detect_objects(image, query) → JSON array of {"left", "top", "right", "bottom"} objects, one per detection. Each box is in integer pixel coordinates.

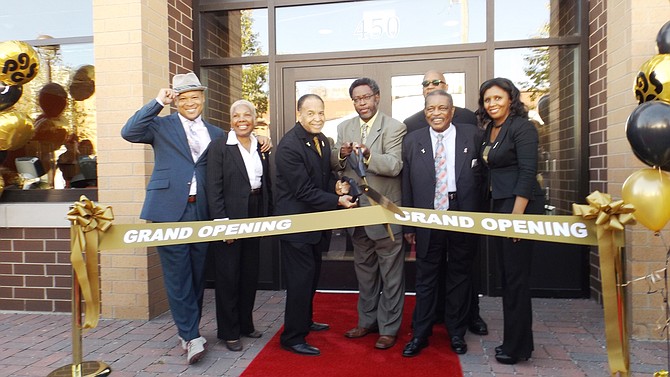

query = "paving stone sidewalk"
[{"left": 0, "top": 290, "right": 667, "bottom": 376}]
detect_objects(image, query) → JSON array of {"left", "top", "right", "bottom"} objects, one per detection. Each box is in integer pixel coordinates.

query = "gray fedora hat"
[{"left": 172, "top": 72, "right": 207, "bottom": 94}]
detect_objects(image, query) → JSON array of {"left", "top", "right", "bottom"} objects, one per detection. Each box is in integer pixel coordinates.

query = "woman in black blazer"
[
  {"left": 476, "top": 78, "right": 544, "bottom": 365},
  {"left": 206, "top": 100, "right": 272, "bottom": 352}
]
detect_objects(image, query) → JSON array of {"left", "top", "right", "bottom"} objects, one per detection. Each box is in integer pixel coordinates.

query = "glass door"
[{"left": 278, "top": 57, "right": 482, "bottom": 290}]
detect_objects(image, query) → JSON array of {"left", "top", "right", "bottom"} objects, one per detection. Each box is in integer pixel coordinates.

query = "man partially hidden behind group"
[
  {"left": 332, "top": 77, "right": 407, "bottom": 350},
  {"left": 403, "top": 70, "right": 489, "bottom": 338},
  {"left": 401, "top": 90, "right": 483, "bottom": 357},
  {"left": 275, "top": 94, "right": 357, "bottom": 356},
  {"left": 121, "top": 72, "right": 271, "bottom": 365}
]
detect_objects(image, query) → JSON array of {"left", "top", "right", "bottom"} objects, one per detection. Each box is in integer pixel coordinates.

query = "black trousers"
[
  {"left": 413, "top": 197, "right": 478, "bottom": 339},
  {"left": 212, "top": 193, "right": 262, "bottom": 340},
  {"left": 279, "top": 234, "right": 327, "bottom": 346},
  {"left": 492, "top": 196, "right": 543, "bottom": 359}
]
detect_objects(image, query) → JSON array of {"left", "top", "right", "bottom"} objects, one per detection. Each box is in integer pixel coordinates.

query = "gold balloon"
[
  {"left": 621, "top": 168, "right": 670, "bottom": 232},
  {"left": 0, "top": 175, "right": 3, "bottom": 198},
  {"left": 0, "top": 110, "right": 34, "bottom": 151},
  {"left": 0, "top": 41, "right": 40, "bottom": 86}
]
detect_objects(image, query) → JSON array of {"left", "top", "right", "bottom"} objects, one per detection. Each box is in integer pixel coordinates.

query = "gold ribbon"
[
  {"left": 573, "top": 191, "right": 635, "bottom": 376},
  {"left": 67, "top": 195, "right": 114, "bottom": 329}
]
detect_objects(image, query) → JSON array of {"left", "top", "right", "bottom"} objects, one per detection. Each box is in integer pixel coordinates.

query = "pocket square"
[{"left": 471, "top": 159, "right": 479, "bottom": 168}]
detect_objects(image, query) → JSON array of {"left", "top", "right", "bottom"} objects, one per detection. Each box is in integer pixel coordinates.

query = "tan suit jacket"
[{"left": 330, "top": 111, "right": 406, "bottom": 240}]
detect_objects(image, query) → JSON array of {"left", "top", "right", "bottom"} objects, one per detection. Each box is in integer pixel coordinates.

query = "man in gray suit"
[{"left": 331, "top": 77, "right": 407, "bottom": 350}]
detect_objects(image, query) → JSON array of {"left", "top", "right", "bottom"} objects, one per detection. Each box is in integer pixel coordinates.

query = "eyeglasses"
[
  {"left": 352, "top": 93, "right": 375, "bottom": 104},
  {"left": 421, "top": 79, "right": 446, "bottom": 88}
]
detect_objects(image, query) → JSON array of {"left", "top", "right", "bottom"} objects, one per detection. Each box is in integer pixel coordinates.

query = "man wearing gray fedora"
[{"left": 121, "top": 72, "right": 270, "bottom": 364}]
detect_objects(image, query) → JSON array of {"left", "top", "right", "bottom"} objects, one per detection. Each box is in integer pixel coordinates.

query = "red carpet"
[{"left": 242, "top": 292, "right": 463, "bottom": 377}]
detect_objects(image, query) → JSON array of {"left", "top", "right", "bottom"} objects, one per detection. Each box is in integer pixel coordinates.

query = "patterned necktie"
[
  {"left": 313, "top": 135, "right": 322, "bottom": 156},
  {"left": 361, "top": 123, "right": 369, "bottom": 144},
  {"left": 186, "top": 121, "right": 201, "bottom": 161},
  {"left": 434, "top": 133, "right": 449, "bottom": 210}
]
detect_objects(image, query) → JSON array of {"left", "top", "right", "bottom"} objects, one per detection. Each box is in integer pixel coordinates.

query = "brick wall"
[
  {"left": 0, "top": 228, "right": 71, "bottom": 312},
  {"left": 587, "top": 0, "right": 607, "bottom": 304}
]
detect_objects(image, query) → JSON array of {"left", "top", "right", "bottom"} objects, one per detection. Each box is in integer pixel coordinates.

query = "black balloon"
[
  {"left": 537, "top": 94, "right": 550, "bottom": 124},
  {"left": 657, "top": 21, "right": 670, "bottom": 54},
  {"left": 0, "top": 83, "right": 22, "bottom": 112},
  {"left": 626, "top": 100, "right": 670, "bottom": 167}
]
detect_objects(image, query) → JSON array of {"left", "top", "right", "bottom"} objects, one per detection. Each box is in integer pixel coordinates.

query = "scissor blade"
[{"left": 360, "top": 184, "right": 404, "bottom": 217}]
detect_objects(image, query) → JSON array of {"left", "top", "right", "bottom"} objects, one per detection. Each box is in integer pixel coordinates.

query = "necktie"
[
  {"left": 434, "top": 134, "right": 449, "bottom": 210},
  {"left": 186, "top": 121, "right": 201, "bottom": 161},
  {"left": 313, "top": 135, "right": 322, "bottom": 156},
  {"left": 361, "top": 123, "right": 369, "bottom": 144}
]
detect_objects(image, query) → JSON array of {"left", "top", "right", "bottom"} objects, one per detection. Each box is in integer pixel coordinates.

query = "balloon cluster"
[
  {"left": 0, "top": 39, "right": 96, "bottom": 195},
  {"left": 624, "top": 22, "right": 670, "bottom": 232}
]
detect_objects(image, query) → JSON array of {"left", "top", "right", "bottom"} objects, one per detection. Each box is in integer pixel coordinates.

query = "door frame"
[{"left": 271, "top": 53, "right": 485, "bottom": 291}]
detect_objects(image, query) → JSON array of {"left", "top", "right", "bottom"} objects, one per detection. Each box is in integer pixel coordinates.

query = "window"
[{"left": 0, "top": 1, "right": 94, "bottom": 201}]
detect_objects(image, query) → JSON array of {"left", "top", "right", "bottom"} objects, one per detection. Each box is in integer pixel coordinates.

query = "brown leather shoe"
[
  {"left": 344, "top": 326, "right": 378, "bottom": 338},
  {"left": 374, "top": 335, "right": 397, "bottom": 350}
]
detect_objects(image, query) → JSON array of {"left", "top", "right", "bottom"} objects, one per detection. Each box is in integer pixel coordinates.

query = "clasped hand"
[{"left": 340, "top": 142, "right": 370, "bottom": 160}]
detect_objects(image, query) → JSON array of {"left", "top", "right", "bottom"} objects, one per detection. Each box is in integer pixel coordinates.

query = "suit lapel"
[
  {"left": 228, "top": 143, "right": 251, "bottom": 186},
  {"left": 417, "top": 129, "right": 436, "bottom": 183},
  {"left": 454, "top": 126, "right": 467, "bottom": 183},
  {"left": 169, "top": 114, "right": 193, "bottom": 161},
  {"left": 365, "top": 114, "right": 382, "bottom": 146}
]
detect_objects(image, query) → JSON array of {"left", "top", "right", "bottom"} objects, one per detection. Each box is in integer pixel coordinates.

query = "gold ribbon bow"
[
  {"left": 67, "top": 195, "right": 114, "bottom": 329},
  {"left": 573, "top": 191, "right": 635, "bottom": 376}
]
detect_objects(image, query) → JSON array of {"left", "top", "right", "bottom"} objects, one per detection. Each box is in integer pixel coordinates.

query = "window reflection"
[
  {"left": 494, "top": 0, "right": 579, "bottom": 41},
  {"left": 1, "top": 42, "right": 96, "bottom": 191},
  {"left": 276, "top": 0, "right": 485, "bottom": 55},
  {"left": 200, "top": 9, "right": 269, "bottom": 59},
  {"left": 495, "top": 46, "right": 581, "bottom": 214}
]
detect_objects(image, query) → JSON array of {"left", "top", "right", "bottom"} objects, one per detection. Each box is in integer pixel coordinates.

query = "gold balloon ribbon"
[
  {"left": 573, "top": 191, "right": 635, "bottom": 376},
  {"left": 67, "top": 195, "right": 114, "bottom": 329}
]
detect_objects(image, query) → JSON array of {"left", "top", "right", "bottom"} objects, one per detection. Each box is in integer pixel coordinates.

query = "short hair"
[
  {"left": 297, "top": 94, "right": 324, "bottom": 111},
  {"left": 424, "top": 90, "right": 453, "bottom": 108},
  {"left": 230, "top": 99, "right": 256, "bottom": 119},
  {"left": 476, "top": 77, "right": 528, "bottom": 124},
  {"left": 349, "top": 77, "right": 380, "bottom": 98}
]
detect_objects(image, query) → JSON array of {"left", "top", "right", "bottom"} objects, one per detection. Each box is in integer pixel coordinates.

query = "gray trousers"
[{"left": 352, "top": 226, "right": 405, "bottom": 336}]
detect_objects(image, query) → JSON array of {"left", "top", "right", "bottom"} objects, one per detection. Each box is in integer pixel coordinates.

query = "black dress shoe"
[
  {"left": 243, "top": 330, "right": 262, "bottom": 338},
  {"left": 450, "top": 336, "right": 467, "bottom": 355},
  {"left": 468, "top": 316, "right": 488, "bottom": 335},
  {"left": 281, "top": 343, "right": 321, "bottom": 356},
  {"left": 310, "top": 322, "right": 330, "bottom": 331},
  {"left": 495, "top": 352, "right": 528, "bottom": 365},
  {"left": 494, "top": 345, "right": 503, "bottom": 355},
  {"left": 225, "top": 339, "right": 243, "bottom": 352},
  {"left": 402, "top": 337, "right": 428, "bottom": 357}
]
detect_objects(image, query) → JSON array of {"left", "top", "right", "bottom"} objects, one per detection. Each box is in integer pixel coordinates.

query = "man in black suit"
[
  {"left": 274, "top": 94, "right": 357, "bottom": 356},
  {"left": 404, "top": 70, "right": 488, "bottom": 337},
  {"left": 401, "top": 90, "right": 483, "bottom": 357}
]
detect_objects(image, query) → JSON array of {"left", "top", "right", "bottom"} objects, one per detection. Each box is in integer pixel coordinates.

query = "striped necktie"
[{"left": 434, "top": 133, "right": 449, "bottom": 210}]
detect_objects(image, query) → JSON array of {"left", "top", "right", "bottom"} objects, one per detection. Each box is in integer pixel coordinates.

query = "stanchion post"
[{"left": 47, "top": 230, "right": 111, "bottom": 377}]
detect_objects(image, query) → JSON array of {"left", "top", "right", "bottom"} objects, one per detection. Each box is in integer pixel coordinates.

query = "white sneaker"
[
  {"left": 179, "top": 335, "right": 207, "bottom": 351},
  {"left": 186, "top": 336, "right": 207, "bottom": 364}
]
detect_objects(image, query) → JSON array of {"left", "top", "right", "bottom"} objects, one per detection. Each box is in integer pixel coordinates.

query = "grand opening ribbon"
[
  {"left": 67, "top": 195, "right": 114, "bottom": 329},
  {"left": 573, "top": 191, "right": 635, "bottom": 376}
]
